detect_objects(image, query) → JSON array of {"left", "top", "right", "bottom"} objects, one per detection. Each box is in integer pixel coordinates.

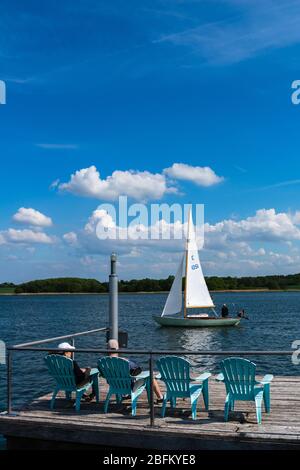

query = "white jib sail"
[
  {"left": 185, "top": 211, "right": 214, "bottom": 309},
  {"left": 161, "top": 255, "right": 184, "bottom": 317}
]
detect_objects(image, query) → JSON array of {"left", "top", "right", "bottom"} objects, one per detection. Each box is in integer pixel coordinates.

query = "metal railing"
[
  {"left": 5, "top": 330, "right": 293, "bottom": 427},
  {"left": 12, "top": 327, "right": 108, "bottom": 348},
  {"left": 6, "top": 327, "right": 108, "bottom": 416}
]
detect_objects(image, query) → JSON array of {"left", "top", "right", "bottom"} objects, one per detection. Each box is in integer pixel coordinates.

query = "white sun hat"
[{"left": 58, "top": 342, "right": 75, "bottom": 350}]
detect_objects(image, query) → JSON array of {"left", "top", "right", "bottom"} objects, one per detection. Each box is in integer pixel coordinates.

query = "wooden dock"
[{"left": 1, "top": 375, "right": 300, "bottom": 450}]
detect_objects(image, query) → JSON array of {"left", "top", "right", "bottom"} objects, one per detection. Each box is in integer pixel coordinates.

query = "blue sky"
[{"left": 1, "top": 0, "right": 300, "bottom": 282}]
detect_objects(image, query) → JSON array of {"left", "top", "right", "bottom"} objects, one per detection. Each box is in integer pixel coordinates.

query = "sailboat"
[{"left": 153, "top": 210, "right": 241, "bottom": 327}]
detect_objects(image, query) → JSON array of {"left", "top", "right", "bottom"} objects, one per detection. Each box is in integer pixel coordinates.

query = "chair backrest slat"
[
  {"left": 157, "top": 356, "right": 191, "bottom": 396},
  {"left": 98, "top": 357, "right": 132, "bottom": 394},
  {"left": 44, "top": 354, "right": 77, "bottom": 389},
  {"left": 220, "top": 357, "right": 256, "bottom": 399}
]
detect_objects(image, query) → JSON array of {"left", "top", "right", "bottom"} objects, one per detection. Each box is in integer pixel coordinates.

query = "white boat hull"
[{"left": 153, "top": 315, "right": 241, "bottom": 327}]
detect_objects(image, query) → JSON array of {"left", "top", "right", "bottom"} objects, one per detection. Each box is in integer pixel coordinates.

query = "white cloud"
[
  {"left": 84, "top": 209, "right": 117, "bottom": 234},
  {"left": 80, "top": 255, "right": 96, "bottom": 267},
  {"left": 13, "top": 207, "right": 53, "bottom": 227},
  {"left": 17, "top": 205, "right": 300, "bottom": 279},
  {"left": 63, "top": 232, "right": 78, "bottom": 246},
  {"left": 50, "top": 179, "right": 60, "bottom": 190},
  {"left": 58, "top": 165, "right": 177, "bottom": 201},
  {"left": 68, "top": 207, "right": 300, "bottom": 263},
  {"left": 164, "top": 163, "right": 224, "bottom": 187},
  {"left": 36, "top": 143, "right": 78, "bottom": 149},
  {"left": 2, "top": 229, "right": 54, "bottom": 244},
  {"left": 291, "top": 211, "right": 300, "bottom": 225},
  {"left": 57, "top": 163, "right": 224, "bottom": 201},
  {"left": 155, "top": 1, "right": 300, "bottom": 65},
  {"left": 205, "top": 209, "right": 300, "bottom": 247}
]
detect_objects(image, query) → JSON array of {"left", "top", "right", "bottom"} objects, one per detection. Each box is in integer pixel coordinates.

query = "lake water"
[{"left": 0, "top": 291, "right": 300, "bottom": 448}]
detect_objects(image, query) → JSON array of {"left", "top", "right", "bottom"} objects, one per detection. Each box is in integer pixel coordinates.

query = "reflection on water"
[
  {"left": 179, "top": 326, "right": 214, "bottom": 350},
  {"left": 177, "top": 327, "right": 216, "bottom": 371}
]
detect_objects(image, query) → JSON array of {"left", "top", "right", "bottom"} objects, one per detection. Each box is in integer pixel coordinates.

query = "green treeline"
[
  {"left": 3, "top": 273, "right": 300, "bottom": 294},
  {"left": 13, "top": 278, "right": 106, "bottom": 294}
]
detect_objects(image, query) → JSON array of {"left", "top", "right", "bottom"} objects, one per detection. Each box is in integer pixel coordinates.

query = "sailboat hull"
[{"left": 153, "top": 315, "right": 241, "bottom": 327}]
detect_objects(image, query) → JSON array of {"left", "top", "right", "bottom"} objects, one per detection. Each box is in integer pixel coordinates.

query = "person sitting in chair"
[
  {"left": 107, "top": 339, "right": 164, "bottom": 403},
  {"left": 57, "top": 342, "right": 96, "bottom": 402}
]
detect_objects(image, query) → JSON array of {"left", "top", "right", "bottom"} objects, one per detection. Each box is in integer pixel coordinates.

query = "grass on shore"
[{"left": 0, "top": 287, "right": 16, "bottom": 294}]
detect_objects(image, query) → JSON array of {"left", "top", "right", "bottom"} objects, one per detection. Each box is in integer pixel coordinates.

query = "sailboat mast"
[
  {"left": 183, "top": 209, "right": 190, "bottom": 319},
  {"left": 184, "top": 249, "right": 188, "bottom": 318}
]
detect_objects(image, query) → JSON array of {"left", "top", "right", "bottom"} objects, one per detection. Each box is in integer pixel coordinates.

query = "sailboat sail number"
[{"left": 190, "top": 254, "right": 199, "bottom": 270}]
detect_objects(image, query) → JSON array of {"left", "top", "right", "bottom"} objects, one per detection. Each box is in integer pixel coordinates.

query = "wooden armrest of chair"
[
  {"left": 133, "top": 370, "right": 150, "bottom": 380},
  {"left": 191, "top": 372, "right": 211, "bottom": 382},
  {"left": 257, "top": 374, "right": 273, "bottom": 385}
]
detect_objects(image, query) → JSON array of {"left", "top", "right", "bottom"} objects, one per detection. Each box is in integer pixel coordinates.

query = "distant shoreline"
[{"left": 1, "top": 289, "right": 300, "bottom": 296}]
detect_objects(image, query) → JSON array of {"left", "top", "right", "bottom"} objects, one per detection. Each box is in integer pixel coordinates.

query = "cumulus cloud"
[
  {"left": 58, "top": 166, "right": 177, "bottom": 201},
  {"left": 2, "top": 229, "right": 54, "bottom": 244},
  {"left": 67, "top": 207, "right": 300, "bottom": 256},
  {"left": 205, "top": 208, "right": 300, "bottom": 247},
  {"left": 84, "top": 209, "right": 117, "bottom": 235},
  {"left": 63, "top": 231, "right": 78, "bottom": 246},
  {"left": 56, "top": 163, "right": 225, "bottom": 201},
  {"left": 164, "top": 163, "right": 224, "bottom": 187},
  {"left": 291, "top": 211, "right": 300, "bottom": 225},
  {"left": 83, "top": 208, "right": 193, "bottom": 246},
  {"left": 58, "top": 206, "right": 300, "bottom": 278},
  {"left": 80, "top": 255, "right": 96, "bottom": 267},
  {"left": 13, "top": 207, "right": 53, "bottom": 227}
]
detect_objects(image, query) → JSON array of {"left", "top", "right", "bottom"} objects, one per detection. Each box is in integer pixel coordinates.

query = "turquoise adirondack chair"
[
  {"left": 98, "top": 357, "right": 150, "bottom": 416},
  {"left": 216, "top": 357, "right": 273, "bottom": 424},
  {"left": 44, "top": 354, "right": 100, "bottom": 412},
  {"left": 156, "top": 356, "right": 211, "bottom": 420}
]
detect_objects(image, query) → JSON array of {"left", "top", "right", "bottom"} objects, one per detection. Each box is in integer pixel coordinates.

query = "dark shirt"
[
  {"left": 128, "top": 359, "right": 142, "bottom": 376},
  {"left": 73, "top": 360, "right": 86, "bottom": 385},
  {"left": 221, "top": 306, "right": 229, "bottom": 317}
]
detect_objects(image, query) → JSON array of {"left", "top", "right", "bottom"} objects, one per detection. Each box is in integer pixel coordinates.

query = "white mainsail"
[
  {"left": 185, "top": 211, "right": 214, "bottom": 309},
  {"left": 161, "top": 210, "right": 214, "bottom": 317},
  {"left": 161, "top": 255, "right": 184, "bottom": 317}
]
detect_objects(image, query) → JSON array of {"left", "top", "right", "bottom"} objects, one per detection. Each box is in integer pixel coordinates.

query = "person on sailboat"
[
  {"left": 221, "top": 304, "right": 229, "bottom": 318},
  {"left": 237, "top": 309, "right": 249, "bottom": 320},
  {"left": 107, "top": 339, "right": 164, "bottom": 403}
]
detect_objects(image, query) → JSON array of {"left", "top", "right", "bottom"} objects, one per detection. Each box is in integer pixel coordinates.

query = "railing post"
[
  {"left": 7, "top": 349, "right": 12, "bottom": 414},
  {"left": 149, "top": 353, "right": 155, "bottom": 427},
  {"left": 71, "top": 338, "right": 75, "bottom": 360}
]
